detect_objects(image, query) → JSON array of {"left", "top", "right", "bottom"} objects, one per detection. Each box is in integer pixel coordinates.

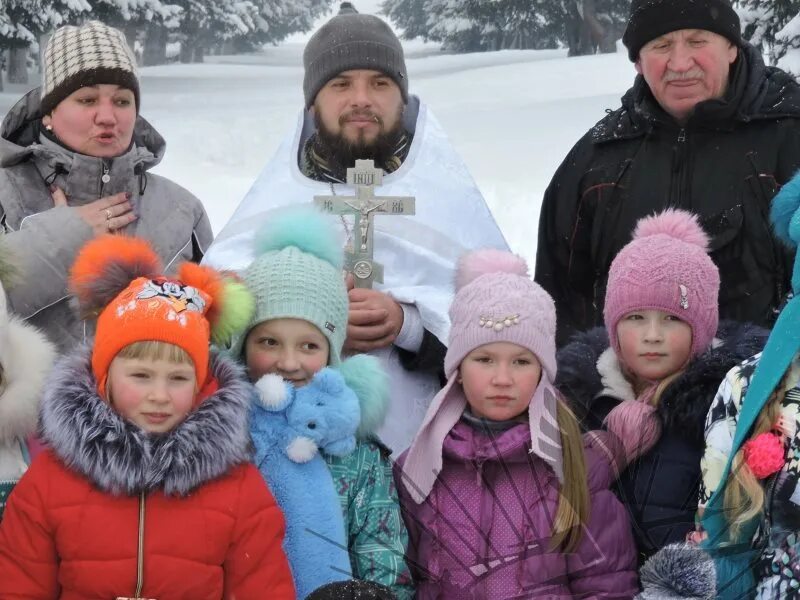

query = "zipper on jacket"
[
  {"left": 671, "top": 129, "right": 688, "bottom": 207},
  {"left": 100, "top": 160, "right": 111, "bottom": 196},
  {"left": 135, "top": 491, "right": 145, "bottom": 597},
  {"left": 475, "top": 458, "right": 485, "bottom": 486},
  {"left": 115, "top": 492, "right": 154, "bottom": 600}
]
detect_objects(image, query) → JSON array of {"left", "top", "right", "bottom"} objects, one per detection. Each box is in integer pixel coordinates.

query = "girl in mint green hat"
[
  {"left": 695, "top": 171, "right": 800, "bottom": 599},
  {"left": 231, "top": 207, "right": 413, "bottom": 599}
]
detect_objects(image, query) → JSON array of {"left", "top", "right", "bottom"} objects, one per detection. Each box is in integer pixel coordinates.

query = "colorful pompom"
[
  {"left": 455, "top": 248, "right": 528, "bottom": 291},
  {"left": 69, "top": 235, "right": 161, "bottom": 316},
  {"left": 633, "top": 208, "right": 710, "bottom": 251},
  {"left": 254, "top": 207, "right": 344, "bottom": 270},
  {"left": 338, "top": 354, "right": 389, "bottom": 439},
  {"left": 743, "top": 431, "right": 786, "bottom": 479},
  {"left": 178, "top": 262, "right": 255, "bottom": 346}
]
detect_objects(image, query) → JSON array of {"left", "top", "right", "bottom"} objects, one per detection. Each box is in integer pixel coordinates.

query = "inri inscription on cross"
[{"left": 314, "top": 159, "right": 415, "bottom": 288}]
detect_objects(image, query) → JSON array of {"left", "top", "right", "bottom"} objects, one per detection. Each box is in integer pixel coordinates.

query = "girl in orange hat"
[{"left": 0, "top": 235, "right": 295, "bottom": 599}]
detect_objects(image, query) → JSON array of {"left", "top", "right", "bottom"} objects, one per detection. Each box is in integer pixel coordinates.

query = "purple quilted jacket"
[{"left": 395, "top": 420, "right": 638, "bottom": 599}]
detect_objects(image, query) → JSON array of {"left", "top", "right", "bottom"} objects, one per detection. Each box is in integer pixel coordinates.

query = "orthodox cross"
[{"left": 314, "top": 159, "right": 415, "bottom": 288}]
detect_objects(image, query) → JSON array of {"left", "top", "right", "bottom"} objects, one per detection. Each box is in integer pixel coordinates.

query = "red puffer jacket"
[{"left": 0, "top": 349, "right": 295, "bottom": 599}]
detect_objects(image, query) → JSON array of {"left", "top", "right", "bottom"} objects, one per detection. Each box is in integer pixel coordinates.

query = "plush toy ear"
[
  {"left": 309, "top": 366, "right": 346, "bottom": 395},
  {"left": 286, "top": 436, "right": 319, "bottom": 463},
  {"left": 255, "top": 374, "right": 293, "bottom": 411},
  {"left": 323, "top": 436, "right": 356, "bottom": 458}
]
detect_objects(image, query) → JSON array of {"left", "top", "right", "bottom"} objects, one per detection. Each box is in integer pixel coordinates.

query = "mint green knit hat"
[{"left": 231, "top": 207, "right": 348, "bottom": 365}]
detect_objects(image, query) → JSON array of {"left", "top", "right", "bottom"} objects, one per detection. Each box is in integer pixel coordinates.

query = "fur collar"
[
  {"left": 0, "top": 318, "right": 55, "bottom": 444},
  {"left": 597, "top": 347, "right": 635, "bottom": 402},
  {"left": 40, "top": 346, "right": 253, "bottom": 496},
  {"left": 557, "top": 322, "right": 770, "bottom": 447}
]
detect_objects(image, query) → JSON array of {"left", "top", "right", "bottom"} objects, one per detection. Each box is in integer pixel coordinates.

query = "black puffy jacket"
[
  {"left": 555, "top": 321, "right": 769, "bottom": 564},
  {"left": 536, "top": 43, "right": 800, "bottom": 346}
]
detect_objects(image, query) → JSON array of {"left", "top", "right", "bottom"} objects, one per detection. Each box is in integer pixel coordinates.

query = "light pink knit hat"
[
  {"left": 604, "top": 209, "right": 720, "bottom": 359},
  {"left": 401, "top": 249, "right": 563, "bottom": 504}
]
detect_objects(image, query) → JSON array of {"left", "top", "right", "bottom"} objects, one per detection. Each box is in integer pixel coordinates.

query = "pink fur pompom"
[
  {"left": 633, "top": 208, "right": 710, "bottom": 251},
  {"left": 455, "top": 249, "right": 529, "bottom": 291},
  {"left": 743, "top": 431, "right": 786, "bottom": 479}
]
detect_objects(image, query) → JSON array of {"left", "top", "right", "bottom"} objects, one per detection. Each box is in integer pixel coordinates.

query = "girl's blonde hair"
[
  {"left": 106, "top": 341, "right": 196, "bottom": 402},
  {"left": 550, "top": 397, "right": 590, "bottom": 553},
  {"left": 650, "top": 370, "right": 684, "bottom": 407},
  {"left": 723, "top": 372, "right": 787, "bottom": 538},
  {"left": 115, "top": 340, "right": 195, "bottom": 366}
]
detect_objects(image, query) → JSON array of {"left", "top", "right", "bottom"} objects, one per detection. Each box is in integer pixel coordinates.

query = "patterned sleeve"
[
  {"left": 699, "top": 358, "right": 754, "bottom": 507},
  {"left": 329, "top": 442, "right": 415, "bottom": 600}
]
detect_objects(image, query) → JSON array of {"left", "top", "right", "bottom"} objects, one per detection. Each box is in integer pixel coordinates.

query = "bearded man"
[{"left": 204, "top": 10, "right": 507, "bottom": 454}]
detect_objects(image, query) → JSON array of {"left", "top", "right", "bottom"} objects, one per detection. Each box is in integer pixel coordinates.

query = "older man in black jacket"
[{"left": 536, "top": 0, "right": 800, "bottom": 346}]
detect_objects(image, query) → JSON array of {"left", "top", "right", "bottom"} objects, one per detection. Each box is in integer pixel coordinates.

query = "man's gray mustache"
[{"left": 663, "top": 70, "right": 704, "bottom": 82}]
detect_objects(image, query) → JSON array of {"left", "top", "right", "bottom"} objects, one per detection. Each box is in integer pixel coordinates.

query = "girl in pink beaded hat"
[
  {"left": 394, "top": 249, "right": 638, "bottom": 599},
  {"left": 556, "top": 208, "right": 768, "bottom": 566}
]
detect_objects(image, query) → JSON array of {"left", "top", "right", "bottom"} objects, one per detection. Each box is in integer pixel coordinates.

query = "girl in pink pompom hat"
[
  {"left": 394, "top": 249, "right": 638, "bottom": 599},
  {"left": 555, "top": 208, "right": 769, "bottom": 567}
]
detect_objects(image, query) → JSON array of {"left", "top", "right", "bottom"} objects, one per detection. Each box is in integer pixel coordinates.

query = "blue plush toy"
[{"left": 250, "top": 365, "right": 361, "bottom": 599}]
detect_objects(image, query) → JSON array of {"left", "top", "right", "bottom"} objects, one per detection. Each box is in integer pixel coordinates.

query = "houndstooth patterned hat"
[{"left": 41, "top": 21, "right": 139, "bottom": 115}]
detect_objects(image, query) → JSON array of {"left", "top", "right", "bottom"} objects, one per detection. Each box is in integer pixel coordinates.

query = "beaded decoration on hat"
[{"left": 402, "top": 249, "right": 564, "bottom": 504}]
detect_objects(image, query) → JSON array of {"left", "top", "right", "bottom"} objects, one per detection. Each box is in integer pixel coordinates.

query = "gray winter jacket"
[{"left": 0, "top": 89, "right": 213, "bottom": 352}]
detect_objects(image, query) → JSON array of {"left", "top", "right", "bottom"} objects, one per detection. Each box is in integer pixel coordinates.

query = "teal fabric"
[
  {"left": 700, "top": 170, "right": 800, "bottom": 599},
  {"left": 701, "top": 300, "right": 800, "bottom": 599},
  {"left": 230, "top": 208, "right": 349, "bottom": 363},
  {"left": 325, "top": 438, "right": 414, "bottom": 600}
]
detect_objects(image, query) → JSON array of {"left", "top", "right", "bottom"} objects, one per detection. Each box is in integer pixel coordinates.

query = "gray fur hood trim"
[
  {"left": 40, "top": 345, "right": 253, "bottom": 496},
  {"left": 0, "top": 87, "right": 165, "bottom": 169},
  {"left": 636, "top": 543, "right": 716, "bottom": 599}
]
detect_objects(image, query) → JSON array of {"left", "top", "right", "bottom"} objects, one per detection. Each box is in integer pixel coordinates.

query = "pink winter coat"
[{"left": 395, "top": 420, "right": 638, "bottom": 599}]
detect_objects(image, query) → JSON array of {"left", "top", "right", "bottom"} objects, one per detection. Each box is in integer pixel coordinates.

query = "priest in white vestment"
[{"left": 204, "top": 11, "right": 508, "bottom": 454}]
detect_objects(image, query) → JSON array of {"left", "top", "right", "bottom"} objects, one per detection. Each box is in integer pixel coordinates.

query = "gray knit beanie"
[
  {"left": 303, "top": 14, "right": 408, "bottom": 108},
  {"left": 41, "top": 21, "right": 140, "bottom": 115}
]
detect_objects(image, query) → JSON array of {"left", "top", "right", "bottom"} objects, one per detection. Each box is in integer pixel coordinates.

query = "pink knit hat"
[
  {"left": 604, "top": 209, "right": 720, "bottom": 359},
  {"left": 401, "top": 249, "right": 563, "bottom": 504}
]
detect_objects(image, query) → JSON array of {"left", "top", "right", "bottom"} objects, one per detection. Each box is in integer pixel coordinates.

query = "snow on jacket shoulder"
[
  {"left": 0, "top": 89, "right": 213, "bottom": 353},
  {"left": 394, "top": 420, "right": 638, "bottom": 599},
  {"left": 0, "top": 348, "right": 294, "bottom": 599},
  {"left": 536, "top": 43, "right": 800, "bottom": 345}
]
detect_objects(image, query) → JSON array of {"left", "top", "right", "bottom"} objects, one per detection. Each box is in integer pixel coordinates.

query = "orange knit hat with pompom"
[{"left": 69, "top": 235, "right": 254, "bottom": 400}]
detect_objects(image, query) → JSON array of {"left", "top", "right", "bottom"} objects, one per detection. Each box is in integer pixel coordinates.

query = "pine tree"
[
  {"left": 735, "top": 0, "right": 800, "bottom": 64},
  {"left": 381, "top": 0, "right": 428, "bottom": 41},
  {"left": 0, "top": 0, "right": 91, "bottom": 83},
  {"left": 246, "top": 0, "right": 331, "bottom": 47},
  {"left": 382, "top": 0, "right": 628, "bottom": 53}
]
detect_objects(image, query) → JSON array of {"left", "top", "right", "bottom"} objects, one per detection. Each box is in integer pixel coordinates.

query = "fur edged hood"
[
  {"left": 556, "top": 321, "right": 769, "bottom": 447},
  {"left": 40, "top": 346, "right": 253, "bottom": 496},
  {"left": 0, "top": 317, "right": 56, "bottom": 444}
]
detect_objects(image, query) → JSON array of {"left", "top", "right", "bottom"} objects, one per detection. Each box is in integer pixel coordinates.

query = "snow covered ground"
[{"left": 0, "top": 16, "right": 637, "bottom": 266}]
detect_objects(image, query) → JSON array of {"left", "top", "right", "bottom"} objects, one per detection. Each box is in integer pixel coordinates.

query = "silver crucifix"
[{"left": 314, "top": 159, "right": 415, "bottom": 288}]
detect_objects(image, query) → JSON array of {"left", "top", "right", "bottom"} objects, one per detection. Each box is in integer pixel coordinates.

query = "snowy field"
[{"left": 0, "top": 8, "right": 638, "bottom": 265}]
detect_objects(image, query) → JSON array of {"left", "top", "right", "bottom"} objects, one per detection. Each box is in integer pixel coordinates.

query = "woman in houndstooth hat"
[{"left": 0, "top": 20, "right": 213, "bottom": 353}]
